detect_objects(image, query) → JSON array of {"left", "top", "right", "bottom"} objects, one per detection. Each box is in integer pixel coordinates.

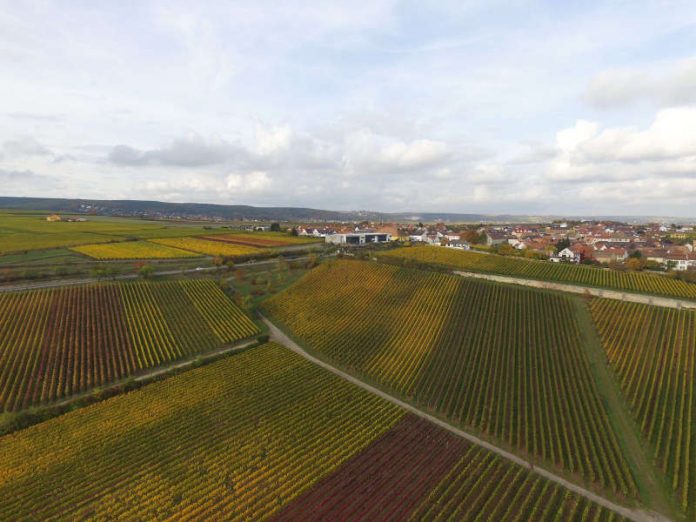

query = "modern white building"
[{"left": 325, "top": 232, "right": 391, "bottom": 245}]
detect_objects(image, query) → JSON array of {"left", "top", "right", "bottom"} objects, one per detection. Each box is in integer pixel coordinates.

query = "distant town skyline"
[{"left": 1, "top": 1, "right": 696, "bottom": 217}]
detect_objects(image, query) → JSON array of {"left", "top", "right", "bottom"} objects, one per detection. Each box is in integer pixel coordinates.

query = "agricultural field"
[
  {"left": 0, "top": 231, "right": 128, "bottom": 254},
  {"left": 591, "top": 299, "right": 695, "bottom": 516},
  {"left": 152, "top": 237, "right": 264, "bottom": 257},
  {"left": 0, "top": 279, "right": 258, "bottom": 411},
  {"left": 274, "top": 415, "right": 626, "bottom": 522},
  {"left": 0, "top": 211, "right": 234, "bottom": 254},
  {"left": 71, "top": 240, "right": 200, "bottom": 259},
  {"left": 379, "top": 246, "right": 696, "bottom": 300},
  {"left": 0, "top": 343, "right": 625, "bottom": 521},
  {"left": 200, "top": 232, "right": 322, "bottom": 248},
  {"left": 264, "top": 260, "right": 637, "bottom": 497}
]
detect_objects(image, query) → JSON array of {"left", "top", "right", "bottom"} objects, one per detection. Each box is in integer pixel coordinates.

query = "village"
[{"left": 295, "top": 221, "right": 696, "bottom": 272}]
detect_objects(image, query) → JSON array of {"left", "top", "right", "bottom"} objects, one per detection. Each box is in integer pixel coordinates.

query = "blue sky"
[{"left": 1, "top": 0, "right": 696, "bottom": 216}]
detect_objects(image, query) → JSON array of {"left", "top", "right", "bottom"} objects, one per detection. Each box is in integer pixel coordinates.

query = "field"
[
  {"left": 379, "top": 246, "right": 696, "bottom": 300},
  {"left": 200, "top": 232, "right": 321, "bottom": 248},
  {"left": 264, "top": 260, "right": 637, "bottom": 496},
  {"left": 71, "top": 240, "right": 200, "bottom": 259},
  {"left": 0, "top": 279, "right": 258, "bottom": 411},
  {"left": 151, "top": 237, "right": 264, "bottom": 257},
  {"left": 0, "top": 211, "right": 234, "bottom": 253},
  {"left": 0, "top": 343, "right": 624, "bottom": 521},
  {"left": 0, "top": 231, "right": 128, "bottom": 254},
  {"left": 590, "top": 299, "right": 695, "bottom": 515}
]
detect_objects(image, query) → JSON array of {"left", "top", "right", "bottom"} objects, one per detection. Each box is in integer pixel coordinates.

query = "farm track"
[
  {"left": 453, "top": 271, "right": 696, "bottom": 310},
  {"left": 0, "top": 255, "right": 318, "bottom": 293},
  {"left": 261, "top": 314, "right": 672, "bottom": 522}
]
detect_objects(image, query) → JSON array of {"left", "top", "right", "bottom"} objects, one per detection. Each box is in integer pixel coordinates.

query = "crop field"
[
  {"left": 151, "top": 237, "right": 264, "bottom": 257},
  {"left": 264, "top": 260, "right": 636, "bottom": 496},
  {"left": 0, "top": 279, "right": 258, "bottom": 411},
  {"left": 200, "top": 232, "right": 321, "bottom": 248},
  {"left": 71, "top": 240, "right": 200, "bottom": 259},
  {"left": 0, "top": 231, "right": 128, "bottom": 254},
  {"left": 379, "top": 246, "right": 696, "bottom": 300},
  {"left": 591, "top": 299, "right": 695, "bottom": 515},
  {"left": 0, "top": 343, "right": 624, "bottom": 521}
]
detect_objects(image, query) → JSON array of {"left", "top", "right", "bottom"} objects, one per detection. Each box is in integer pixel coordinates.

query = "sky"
[{"left": 1, "top": 0, "right": 696, "bottom": 217}]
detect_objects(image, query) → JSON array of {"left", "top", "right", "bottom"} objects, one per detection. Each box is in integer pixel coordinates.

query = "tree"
[
  {"left": 270, "top": 222, "right": 281, "bottom": 232},
  {"left": 138, "top": 265, "right": 155, "bottom": 279},
  {"left": 290, "top": 226, "right": 299, "bottom": 236},
  {"left": 628, "top": 250, "right": 642, "bottom": 259},
  {"left": 626, "top": 258, "right": 643, "bottom": 271},
  {"left": 555, "top": 238, "right": 571, "bottom": 253}
]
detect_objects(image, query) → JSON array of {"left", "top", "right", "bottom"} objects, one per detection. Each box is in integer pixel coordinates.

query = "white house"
[{"left": 550, "top": 247, "right": 579, "bottom": 263}]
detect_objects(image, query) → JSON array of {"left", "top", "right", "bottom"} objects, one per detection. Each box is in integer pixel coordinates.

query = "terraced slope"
[
  {"left": 264, "top": 260, "right": 637, "bottom": 497},
  {"left": 0, "top": 279, "right": 258, "bottom": 411},
  {"left": 379, "top": 246, "right": 696, "bottom": 300},
  {"left": 591, "top": 299, "right": 696, "bottom": 516}
]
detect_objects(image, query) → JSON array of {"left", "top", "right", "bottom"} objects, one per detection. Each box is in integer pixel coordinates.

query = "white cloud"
[
  {"left": 586, "top": 57, "right": 696, "bottom": 109},
  {"left": 225, "top": 171, "right": 271, "bottom": 193}
]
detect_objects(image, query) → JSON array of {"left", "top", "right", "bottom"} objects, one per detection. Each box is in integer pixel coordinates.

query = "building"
[
  {"left": 443, "top": 240, "right": 470, "bottom": 250},
  {"left": 326, "top": 232, "right": 391, "bottom": 246},
  {"left": 485, "top": 230, "right": 508, "bottom": 246},
  {"left": 550, "top": 247, "right": 580, "bottom": 263}
]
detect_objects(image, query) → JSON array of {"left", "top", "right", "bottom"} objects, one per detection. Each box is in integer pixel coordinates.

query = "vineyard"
[
  {"left": 273, "top": 413, "right": 625, "bottom": 521},
  {"left": 590, "top": 299, "right": 695, "bottom": 516},
  {"left": 151, "top": 237, "right": 264, "bottom": 257},
  {"left": 200, "top": 232, "right": 322, "bottom": 248},
  {"left": 264, "top": 260, "right": 637, "bottom": 496},
  {"left": 0, "top": 344, "right": 624, "bottom": 521},
  {"left": 71, "top": 240, "right": 199, "bottom": 259},
  {"left": 0, "top": 279, "right": 258, "bottom": 411},
  {"left": 379, "top": 246, "right": 696, "bottom": 300}
]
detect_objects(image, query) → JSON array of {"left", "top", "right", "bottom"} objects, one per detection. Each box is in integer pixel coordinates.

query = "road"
[
  {"left": 0, "top": 255, "right": 315, "bottom": 293},
  {"left": 261, "top": 314, "right": 671, "bottom": 522},
  {"left": 453, "top": 270, "right": 696, "bottom": 310}
]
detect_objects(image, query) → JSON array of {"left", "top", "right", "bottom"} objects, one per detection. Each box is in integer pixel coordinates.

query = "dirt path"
[
  {"left": 260, "top": 314, "right": 671, "bottom": 522},
  {"left": 573, "top": 299, "right": 682, "bottom": 520},
  {"left": 453, "top": 271, "right": 696, "bottom": 310},
  {"left": 46, "top": 338, "right": 258, "bottom": 410}
]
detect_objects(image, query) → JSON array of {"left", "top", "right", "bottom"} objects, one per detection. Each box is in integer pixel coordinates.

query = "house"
[
  {"left": 46, "top": 214, "right": 62, "bottom": 222},
  {"left": 325, "top": 232, "right": 391, "bottom": 246},
  {"left": 409, "top": 230, "right": 443, "bottom": 244},
  {"left": 485, "top": 230, "right": 508, "bottom": 246},
  {"left": 665, "top": 253, "right": 696, "bottom": 271},
  {"left": 594, "top": 247, "right": 628, "bottom": 264},
  {"left": 443, "top": 240, "right": 470, "bottom": 250},
  {"left": 549, "top": 247, "right": 580, "bottom": 263}
]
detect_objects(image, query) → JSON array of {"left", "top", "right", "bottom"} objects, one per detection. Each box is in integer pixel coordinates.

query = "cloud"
[
  {"left": 586, "top": 57, "right": 696, "bottom": 109},
  {"left": 343, "top": 130, "right": 451, "bottom": 174},
  {"left": 108, "top": 134, "right": 247, "bottom": 167},
  {"left": 2, "top": 137, "right": 52, "bottom": 157}
]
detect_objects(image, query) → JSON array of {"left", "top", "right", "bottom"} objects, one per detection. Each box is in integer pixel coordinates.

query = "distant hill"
[{"left": 0, "top": 196, "right": 692, "bottom": 224}]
